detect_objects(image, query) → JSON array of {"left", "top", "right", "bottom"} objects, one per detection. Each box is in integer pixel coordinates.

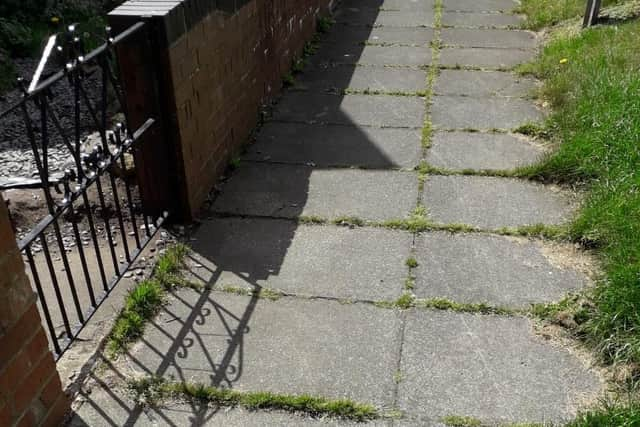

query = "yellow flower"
[
  {"left": 559, "top": 58, "right": 569, "bottom": 64},
  {"left": 51, "top": 16, "right": 60, "bottom": 23}
]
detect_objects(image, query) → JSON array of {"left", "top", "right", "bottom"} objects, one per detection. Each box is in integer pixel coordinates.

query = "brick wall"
[
  {"left": 0, "top": 200, "right": 68, "bottom": 427},
  {"left": 110, "top": 0, "right": 334, "bottom": 218}
]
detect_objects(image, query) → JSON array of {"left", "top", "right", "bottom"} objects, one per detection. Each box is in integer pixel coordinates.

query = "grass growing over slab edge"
[
  {"left": 127, "top": 377, "right": 379, "bottom": 421},
  {"left": 519, "top": 17, "right": 640, "bottom": 367},
  {"left": 515, "top": 3, "right": 640, "bottom": 423},
  {"left": 106, "top": 243, "right": 190, "bottom": 355}
]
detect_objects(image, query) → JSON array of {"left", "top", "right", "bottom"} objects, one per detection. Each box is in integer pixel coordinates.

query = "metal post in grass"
[{"left": 583, "top": 0, "right": 602, "bottom": 27}]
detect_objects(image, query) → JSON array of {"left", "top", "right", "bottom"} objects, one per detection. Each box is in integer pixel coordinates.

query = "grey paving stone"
[
  {"left": 312, "top": 43, "right": 431, "bottom": 67},
  {"left": 439, "top": 47, "right": 535, "bottom": 69},
  {"left": 444, "top": 0, "right": 519, "bottom": 12},
  {"left": 127, "top": 291, "right": 402, "bottom": 407},
  {"left": 246, "top": 122, "right": 422, "bottom": 168},
  {"left": 69, "top": 344, "right": 393, "bottom": 427},
  {"left": 426, "top": 131, "right": 544, "bottom": 170},
  {"left": 334, "top": 7, "right": 434, "bottom": 27},
  {"left": 342, "top": 0, "right": 435, "bottom": 11},
  {"left": 295, "top": 65, "right": 427, "bottom": 92},
  {"left": 272, "top": 93, "right": 426, "bottom": 127},
  {"left": 434, "top": 69, "right": 537, "bottom": 97},
  {"left": 212, "top": 163, "right": 418, "bottom": 221},
  {"left": 442, "top": 11, "right": 523, "bottom": 28},
  {"left": 431, "top": 95, "right": 542, "bottom": 130},
  {"left": 413, "top": 231, "right": 590, "bottom": 307},
  {"left": 322, "top": 25, "right": 436, "bottom": 45},
  {"left": 190, "top": 218, "right": 411, "bottom": 301},
  {"left": 422, "top": 175, "right": 577, "bottom": 228},
  {"left": 155, "top": 407, "right": 393, "bottom": 426},
  {"left": 398, "top": 311, "right": 602, "bottom": 423},
  {"left": 441, "top": 28, "right": 537, "bottom": 49}
]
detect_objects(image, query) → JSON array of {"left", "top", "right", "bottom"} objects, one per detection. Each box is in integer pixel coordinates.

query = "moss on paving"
[
  {"left": 218, "top": 285, "right": 284, "bottom": 301},
  {"left": 127, "top": 377, "right": 378, "bottom": 421},
  {"left": 441, "top": 415, "right": 482, "bottom": 427}
]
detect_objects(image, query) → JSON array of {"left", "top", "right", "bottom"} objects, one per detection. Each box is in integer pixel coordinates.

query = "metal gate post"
[{"left": 584, "top": 0, "right": 602, "bottom": 27}]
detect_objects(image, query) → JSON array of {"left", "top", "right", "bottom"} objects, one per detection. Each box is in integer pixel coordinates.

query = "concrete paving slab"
[
  {"left": 322, "top": 26, "right": 436, "bottom": 45},
  {"left": 342, "top": 0, "right": 435, "bottom": 11},
  {"left": 431, "top": 95, "right": 542, "bottom": 130},
  {"left": 334, "top": 7, "right": 434, "bottom": 27},
  {"left": 190, "top": 218, "right": 411, "bottom": 301},
  {"left": 439, "top": 47, "right": 535, "bottom": 69},
  {"left": 312, "top": 43, "right": 431, "bottom": 67},
  {"left": 295, "top": 65, "right": 427, "bottom": 92},
  {"left": 246, "top": 122, "right": 422, "bottom": 168},
  {"left": 441, "top": 28, "right": 537, "bottom": 49},
  {"left": 126, "top": 291, "right": 402, "bottom": 407},
  {"left": 212, "top": 163, "right": 418, "bottom": 221},
  {"left": 426, "top": 131, "right": 544, "bottom": 170},
  {"left": 444, "top": 0, "right": 519, "bottom": 12},
  {"left": 422, "top": 175, "right": 577, "bottom": 228},
  {"left": 413, "top": 231, "right": 590, "bottom": 307},
  {"left": 434, "top": 69, "right": 537, "bottom": 97},
  {"left": 398, "top": 311, "right": 602, "bottom": 423},
  {"left": 153, "top": 406, "right": 394, "bottom": 426},
  {"left": 442, "top": 11, "right": 523, "bottom": 28},
  {"left": 272, "top": 93, "right": 426, "bottom": 127},
  {"left": 69, "top": 363, "right": 393, "bottom": 427}
]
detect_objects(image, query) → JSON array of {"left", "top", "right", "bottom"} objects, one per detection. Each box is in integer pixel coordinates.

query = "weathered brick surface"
[
  {"left": 0, "top": 201, "right": 68, "bottom": 426},
  {"left": 112, "top": 0, "right": 334, "bottom": 217}
]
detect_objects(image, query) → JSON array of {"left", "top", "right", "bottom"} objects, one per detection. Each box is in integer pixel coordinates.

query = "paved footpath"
[{"left": 70, "top": 0, "right": 603, "bottom": 425}]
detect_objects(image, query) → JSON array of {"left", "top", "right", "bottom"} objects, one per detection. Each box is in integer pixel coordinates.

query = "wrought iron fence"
[{"left": 0, "top": 21, "right": 167, "bottom": 359}]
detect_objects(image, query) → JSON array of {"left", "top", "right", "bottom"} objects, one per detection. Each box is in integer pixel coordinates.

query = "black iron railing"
[{"left": 0, "top": 21, "right": 167, "bottom": 359}]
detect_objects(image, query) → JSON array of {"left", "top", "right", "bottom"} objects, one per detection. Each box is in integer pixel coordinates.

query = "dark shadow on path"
[{"left": 68, "top": 0, "right": 428, "bottom": 424}]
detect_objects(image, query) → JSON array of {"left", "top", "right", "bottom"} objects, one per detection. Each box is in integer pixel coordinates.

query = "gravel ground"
[{"left": 0, "top": 56, "right": 113, "bottom": 187}]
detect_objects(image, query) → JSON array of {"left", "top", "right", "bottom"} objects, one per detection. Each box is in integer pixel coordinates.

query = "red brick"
[
  {"left": 0, "top": 303, "right": 39, "bottom": 368},
  {"left": 13, "top": 351, "right": 56, "bottom": 416},
  {"left": 41, "top": 394, "right": 69, "bottom": 427},
  {"left": 15, "top": 410, "right": 34, "bottom": 427},
  {"left": 0, "top": 401, "right": 11, "bottom": 427},
  {"left": 0, "top": 348, "right": 31, "bottom": 396},
  {"left": 39, "top": 372, "right": 63, "bottom": 409},
  {"left": 26, "top": 329, "right": 49, "bottom": 366}
]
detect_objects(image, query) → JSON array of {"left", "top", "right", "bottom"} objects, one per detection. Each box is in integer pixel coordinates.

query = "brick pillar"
[{"left": 0, "top": 200, "right": 69, "bottom": 427}]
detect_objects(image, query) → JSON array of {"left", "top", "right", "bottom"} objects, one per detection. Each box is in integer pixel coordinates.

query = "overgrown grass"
[
  {"left": 128, "top": 377, "right": 378, "bottom": 421},
  {"left": 515, "top": 0, "right": 623, "bottom": 29},
  {"left": 441, "top": 415, "right": 482, "bottom": 427},
  {"left": 107, "top": 243, "right": 190, "bottom": 355},
  {"left": 568, "top": 402, "right": 640, "bottom": 426},
  {"left": 519, "top": 19, "right": 640, "bottom": 368}
]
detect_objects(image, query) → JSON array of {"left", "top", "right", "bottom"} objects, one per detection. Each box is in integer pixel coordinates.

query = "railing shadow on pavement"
[{"left": 66, "top": 0, "right": 417, "bottom": 424}]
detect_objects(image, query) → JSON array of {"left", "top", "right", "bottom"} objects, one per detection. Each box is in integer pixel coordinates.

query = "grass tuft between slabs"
[
  {"left": 107, "top": 243, "right": 190, "bottom": 356},
  {"left": 127, "top": 377, "right": 378, "bottom": 421}
]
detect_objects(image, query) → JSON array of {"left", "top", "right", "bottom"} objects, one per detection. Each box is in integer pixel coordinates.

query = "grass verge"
[
  {"left": 516, "top": 3, "right": 640, "bottom": 423},
  {"left": 128, "top": 377, "right": 378, "bottom": 421},
  {"left": 515, "top": 0, "right": 623, "bottom": 29},
  {"left": 107, "top": 243, "right": 190, "bottom": 355},
  {"left": 519, "top": 17, "right": 640, "bottom": 367}
]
